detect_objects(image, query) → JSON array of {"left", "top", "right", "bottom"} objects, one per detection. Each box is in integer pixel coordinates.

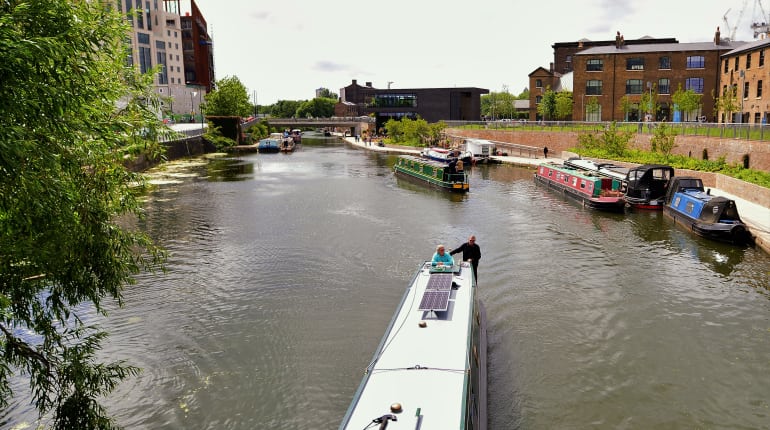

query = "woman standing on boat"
[{"left": 451, "top": 235, "right": 481, "bottom": 281}]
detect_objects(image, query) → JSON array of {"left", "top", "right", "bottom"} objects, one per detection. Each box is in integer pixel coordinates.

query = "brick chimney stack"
[{"left": 715, "top": 26, "right": 721, "bottom": 44}]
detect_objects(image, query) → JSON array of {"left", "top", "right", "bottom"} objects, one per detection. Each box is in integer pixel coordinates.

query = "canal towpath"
[{"left": 342, "top": 135, "right": 770, "bottom": 254}]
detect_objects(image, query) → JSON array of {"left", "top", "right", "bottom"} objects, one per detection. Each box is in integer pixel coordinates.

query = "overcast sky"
[{"left": 186, "top": 0, "right": 765, "bottom": 105}]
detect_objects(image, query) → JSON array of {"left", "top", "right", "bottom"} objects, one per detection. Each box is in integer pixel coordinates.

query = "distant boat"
[
  {"left": 290, "top": 129, "right": 302, "bottom": 144},
  {"left": 279, "top": 138, "right": 295, "bottom": 152},
  {"left": 258, "top": 133, "right": 292, "bottom": 153},
  {"left": 338, "top": 261, "right": 487, "bottom": 430},
  {"left": 394, "top": 155, "right": 469, "bottom": 193},
  {"left": 421, "top": 147, "right": 473, "bottom": 164},
  {"left": 534, "top": 162, "right": 626, "bottom": 212},
  {"left": 663, "top": 176, "right": 753, "bottom": 245},
  {"left": 464, "top": 138, "right": 498, "bottom": 164}
]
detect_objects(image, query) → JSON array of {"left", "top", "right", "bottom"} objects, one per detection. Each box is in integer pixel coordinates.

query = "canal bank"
[{"left": 343, "top": 135, "right": 770, "bottom": 255}]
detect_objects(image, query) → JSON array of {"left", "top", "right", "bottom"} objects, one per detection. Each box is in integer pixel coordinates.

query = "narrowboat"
[
  {"left": 394, "top": 155, "right": 469, "bottom": 193},
  {"left": 534, "top": 163, "right": 626, "bottom": 212},
  {"left": 663, "top": 176, "right": 753, "bottom": 245},
  {"left": 339, "top": 261, "right": 487, "bottom": 430},
  {"left": 257, "top": 133, "right": 291, "bottom": 153},
  {"left": 563, "top": 157, "right": 629, "bottom": 182},
  {"left": 421, "top": 147, "right": 473, "bottom": 164},
  {"left": 623, "top": 164, "right": 675, "bottom": 210},
  {"left": 279, "top": 137, "right": 295, "bottom": 152}
]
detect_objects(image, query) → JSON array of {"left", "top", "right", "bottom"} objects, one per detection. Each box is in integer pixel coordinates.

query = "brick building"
[
  {"left": 718, "top": 37, "right": 770, "bottom": 124},
  {"left": 335, "top": 80, "right": 488, "bottom": 130},
  {"left": 571, "top": 29, "right": 740, "bottom": 122}
]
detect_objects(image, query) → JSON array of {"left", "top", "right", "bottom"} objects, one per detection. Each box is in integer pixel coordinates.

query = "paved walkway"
[{"left": 342, "top": 136, "right": 770, "bottom": 254}]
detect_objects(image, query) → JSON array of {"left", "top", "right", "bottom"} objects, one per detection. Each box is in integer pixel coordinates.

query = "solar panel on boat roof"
[
  {"left": 418, "top": 290, "right": 451, "bottom": 312},
  {"left": 426, "top": 273, "right": 453, "bottom": 290}
]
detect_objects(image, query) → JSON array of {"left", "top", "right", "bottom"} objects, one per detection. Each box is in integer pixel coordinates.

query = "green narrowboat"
[{"left": 394, "top": 155, "right": 469, "bottom": 193}]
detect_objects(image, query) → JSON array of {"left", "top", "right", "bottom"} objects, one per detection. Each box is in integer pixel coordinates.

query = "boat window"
[
  {"left": 685, "top": 201, "right": 695, "bottom": 214},
  {"left": 674, "top": 196, "right": 681, "bottom": 207},
  {"left": 580, "top": 180, "right": 586, "bottom": 189},
  {"left": 572, "top": 177, "right": 578, "bottom": 186}
]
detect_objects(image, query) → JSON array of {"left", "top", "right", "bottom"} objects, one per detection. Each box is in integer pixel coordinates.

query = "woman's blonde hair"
[{"left": 436, "top": 244, "right": 445, "bottom": 252}]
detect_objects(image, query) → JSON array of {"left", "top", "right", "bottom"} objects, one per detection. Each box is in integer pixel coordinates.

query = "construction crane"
[
  {"left": 723, "top": 0, "right": 749, "bottom": 41},
  {"left": 750, "top": 0, "right": 770, "bottom": 38}
]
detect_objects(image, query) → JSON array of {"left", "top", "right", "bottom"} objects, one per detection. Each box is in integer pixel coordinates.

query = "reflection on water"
[{"left": 2, "top": 143, "right": 769, "bottom": 430}]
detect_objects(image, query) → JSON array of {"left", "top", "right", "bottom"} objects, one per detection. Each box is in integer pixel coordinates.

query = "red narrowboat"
[{"left": 534, "top": 163, "right": 626, "bottom": 213}]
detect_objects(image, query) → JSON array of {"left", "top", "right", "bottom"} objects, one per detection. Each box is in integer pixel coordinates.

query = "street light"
[{"left": 191, "top": 91, "right": 197, "bottom": 123}]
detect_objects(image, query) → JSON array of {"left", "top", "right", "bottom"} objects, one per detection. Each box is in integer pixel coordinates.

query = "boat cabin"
[
  {"left": 625, "top": 164, "right": 674, "bottom": 201},
  {"left": 538, "top": 164, "right": 622, "bottom": 198}
]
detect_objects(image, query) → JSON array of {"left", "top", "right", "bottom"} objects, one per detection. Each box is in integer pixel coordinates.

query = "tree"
[
  {"left": 554, "top": 91, "right": 573, "bottom": 120},
  {"left": 713, "top": 84, "right": 740, "bottom": 123},
  {"left": 295, "top": 97, "right": 336, "bottom": 118},
  {"left": 640, "top": 83, "right": 659, "bottom": 120},
  {"left": 671, "top": 83, "right": 702, "bottom": 122},
  {"left": 203, "top": 76, "right": 252, "bottom": 117},
  {"left": 577, "top": 121, "right": 633, "bottom": 156},
  {"left": 649, "top": 121, "right": 678, "bottom": 157},
  {"left": 270, "top": 100, "right": 303, "bottom": 118},
  {"left": 1, "top": 1, "right": 165, "bottom": 429},
  {"left": 619, "top": 95, "right": 638, "bottom": 121},
  {"left": 316, "top": 88, "right": 338, "bottom": 100},
  {"left": 537, "top": 87, "right": 557, "bottom": 120}
]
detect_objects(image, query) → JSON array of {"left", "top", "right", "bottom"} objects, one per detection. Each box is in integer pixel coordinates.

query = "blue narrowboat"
[{"left": 663, "top": 176, "right": 753, "bottom": 245}]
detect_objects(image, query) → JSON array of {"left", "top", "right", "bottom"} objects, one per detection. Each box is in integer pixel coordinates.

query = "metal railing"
[{"left": 445, "top": 120, "right": 770, "bottom": 142}]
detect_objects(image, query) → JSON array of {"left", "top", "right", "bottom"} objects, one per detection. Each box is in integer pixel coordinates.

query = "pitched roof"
[{"left": 576, "top": 41, "right": 746, "bottom": 55}]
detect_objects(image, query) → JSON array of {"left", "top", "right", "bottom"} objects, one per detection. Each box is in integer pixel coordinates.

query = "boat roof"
[
  {"left": 399, "top": 154, "right": 451, "bottom": 168},
  {"left": 539, "top": 162, "right": 608, "bottom": 182},
  {"left": 340, "top": 262, "right": 477, "bottom": 429}
]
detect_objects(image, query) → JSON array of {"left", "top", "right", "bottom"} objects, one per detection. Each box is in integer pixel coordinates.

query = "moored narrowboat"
[
  {"left": 394, "top": 155, "right": 469, "bottom": 193},
  {"left": 624, "top": 164, "right": 674, "bottom": 210},
  {"left": 564, "top": 157, "right": 629, "bottom": 182},
  {"left": 338, "top": 261, "right": 487, "bottom": 430},
  {"left": 534, "top": 163, "right": 626, "bottom": 212},
  {"left": 663, "top": 176, "right": 753, "bottom": 245}
]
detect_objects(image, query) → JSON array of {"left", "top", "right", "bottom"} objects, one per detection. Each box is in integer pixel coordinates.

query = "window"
[
  {"left": 586, "top": 80, "right": 603, "bottom": 95},
  {"left": 747, "top": 53, "right": 752, "bottom": 69},
  {"left": 685, "top": 77, "right": 704, "bottom": 94},
  {"left": 722, "top": 85, "right": 728, "bottom": 96},
  {"left": 755, "top": 112, "right": 762, "bottom": 123},
  {"left": 744, "top": 81, "right": 750, "bottom": 98},
  {"left": 659, "top": 56, "right": 671, "bottom": 69},
  {"left": 686, "top": 56, "right": 705, "bottom": 68},
  {"left": 138, "top": 46, "right": 152, "bottom": 74},
  {"left": 535, "top": 95, "right": 542, "bottom": 104},
  {"left": 626, "top": 79, "right": 643, "bottom": 94},
  {"left": 586, "top": 59, "right": 603, "bottom": 71},
  {"left": 137, "top": 32, "right": 150, "bottom": 44},
  {"left": 626, "top": 57, "right": 644, "bottom": 70},
  {"left": 585, "top": 103, "right": 601, "bottom": 122},
  {"left": 734, "top": 57, "right": 739, "bottom": 71},
  {"left": 535, "top": 79, "right": 542, "bottom": 88},
  {"left": 724, "top": 59, "right": 729, "bottom": 73},
  {"left": 760, "top": 50, "right": 765, "bottom": 67},
  {"left": 758, "top": 80, "right": 763, "bottom": 98},
  {"left": 658, "top": 78, "right": 671, "bottom": 95}
]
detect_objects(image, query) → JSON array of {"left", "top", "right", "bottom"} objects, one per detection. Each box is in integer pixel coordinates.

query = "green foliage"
[
  {"left": 203, "top": 76, "right": 252, "bottom": 117},
  {"left": 295, "top": 97, "right": 336, "bottom": 118},
  {"left": 270, "top": 100, "right": 303, "bottom": 118},
  {"left": 246, "top": 121, "right": 269, "bottom": 142},
  {"left": 713, "top": 84, "right": 740, "bottom": 122},
  {"left": 316, "top": 88, "right": 338, "bottom": 100},
  {"left": 671, "top": 83, "right": 702, "bottom": 120},
  {"left": 384, "top": 117, "right": 445, "bottom": 146},
  {"left": 649, "top": 122, "right": 677, "bottom": 157},
  {"left": 204, "top": 124, "right": 237, "bottom": 150},
  {"left": 554, "top": 91, "right": 573, "bottom": 120},
  {"left": 0, "top": 1, "right": 165, "bottom": 428},
  {"left": 537, "top": 87, "right": 557, "bottom": 120},
  {"left": 577, "top": 121, "right": 633, "bottom": 156},
  {"left": 481, "top": 90, "right": 517, "bottom": 119}
]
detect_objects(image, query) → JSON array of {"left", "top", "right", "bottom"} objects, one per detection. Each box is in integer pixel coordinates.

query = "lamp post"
[{"left": 191, "top": 91, "right": 197, "bottom": 123}]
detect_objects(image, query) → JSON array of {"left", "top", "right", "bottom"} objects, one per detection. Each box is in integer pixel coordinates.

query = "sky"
[{"left": 186, "top": 0, "right": 766, "bottom": 105}]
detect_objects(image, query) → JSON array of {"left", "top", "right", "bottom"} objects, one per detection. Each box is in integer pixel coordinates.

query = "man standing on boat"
[{"left": 450, "top": 235, "right": 481, "bottom": 281}]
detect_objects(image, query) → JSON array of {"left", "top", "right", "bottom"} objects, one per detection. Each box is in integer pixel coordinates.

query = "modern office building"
[
  {"left": 335, "top": 80, "right": 488, "bottom": 130},
  {"left": 118, "top": 0, "right": 214, "bottom": 118},
  {"left": 718, "top": 37, "right": 770, "bottom": 124}
]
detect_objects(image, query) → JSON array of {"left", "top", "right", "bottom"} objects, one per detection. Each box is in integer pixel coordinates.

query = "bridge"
[{"left": 242, "top": 117, "right": 375, "bottom": 135}]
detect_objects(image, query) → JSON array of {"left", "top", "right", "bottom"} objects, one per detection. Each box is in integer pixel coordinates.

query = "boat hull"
[
  {"left": 663, "top": 207, "right": 753, "bottom": 245},
  {"left": 339, "top": 262, "right": 486, "bottom": 430},
  {"left": 394, "top": 156, "right": 469, "bottom": 193},
  {"left": 534, "top": 173, "right": 625, "bottom": 213}
]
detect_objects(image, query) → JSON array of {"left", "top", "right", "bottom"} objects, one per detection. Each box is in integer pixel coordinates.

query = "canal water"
[{"left": 4, "top": 136, "right": 770, "bottom": 429}]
